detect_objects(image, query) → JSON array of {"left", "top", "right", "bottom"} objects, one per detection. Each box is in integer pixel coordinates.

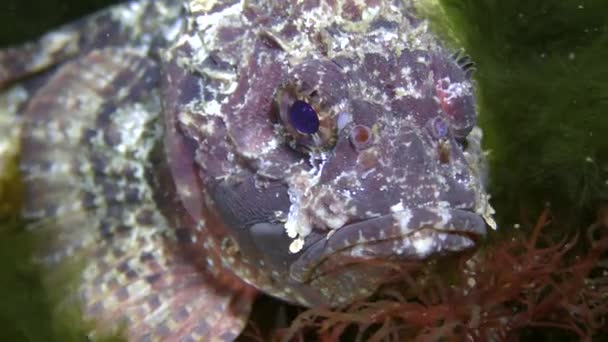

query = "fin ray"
[{"left": 20, "top": 47, "right": 255, "bottom": 340}]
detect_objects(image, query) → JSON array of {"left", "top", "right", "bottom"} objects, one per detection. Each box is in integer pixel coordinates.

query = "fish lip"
[{"left": 290, "top": 207, "right": 486, "bottom": 282}]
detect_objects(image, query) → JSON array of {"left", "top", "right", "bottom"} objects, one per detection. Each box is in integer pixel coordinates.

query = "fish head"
[{"left": 163, "top": 0, "right": 492, "bottom": 307}]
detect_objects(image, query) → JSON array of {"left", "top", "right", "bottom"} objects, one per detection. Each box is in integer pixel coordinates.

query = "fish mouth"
[{"left": 290, "top": 207, "right": 486, "bottom": 282}]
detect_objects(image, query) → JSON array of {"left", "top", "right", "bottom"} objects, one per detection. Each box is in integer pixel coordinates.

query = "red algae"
[{"left": 243, "top": 207, "right": 608, "bottom": 341}]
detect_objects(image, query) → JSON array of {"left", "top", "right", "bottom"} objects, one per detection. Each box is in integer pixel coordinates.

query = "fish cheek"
[
  {"left": 249, "top": 222, "right": 301, "bottom": 273},
  {"left": 209, "top": 176, "right": 298, "bottom": 271}
]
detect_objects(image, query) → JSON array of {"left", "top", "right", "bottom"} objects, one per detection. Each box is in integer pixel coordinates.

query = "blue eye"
[
  {"left": 289, "top": 100, "right": 320, "bottom": 134},
  {"left": 433, "top": 117, "right": 449, "bottom": 138}
]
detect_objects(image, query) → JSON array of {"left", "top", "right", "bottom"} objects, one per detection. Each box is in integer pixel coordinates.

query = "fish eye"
[
  {"left": 431, "top": 117, "right": 449, "bottom": 139},
  {"left": 434, "top": 75, "right": 476, "bottom": 138},
  {"left": 289, "top": 100, "right": 320, "bottom": 134},
  {"left": 274, "top": 86, "right": 337, "bottom": 153},
  {"left": 427, "top": 117, "right": 453, "bottom": 163}
]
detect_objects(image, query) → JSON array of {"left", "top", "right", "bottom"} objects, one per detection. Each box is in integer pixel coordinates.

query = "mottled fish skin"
[
  {"left": 165, "top": 0, "right": 492, "bottom": 306},
  {"left": 0, "top": 0, "right": 493, "bottom": 340},
  {"left": 2, "top": 1, "right": 255, "bottom": 340}
]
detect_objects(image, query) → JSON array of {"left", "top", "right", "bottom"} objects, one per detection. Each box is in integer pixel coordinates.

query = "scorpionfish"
[{"left": 0, "top": 0, "right": 495, "bottom": 340}]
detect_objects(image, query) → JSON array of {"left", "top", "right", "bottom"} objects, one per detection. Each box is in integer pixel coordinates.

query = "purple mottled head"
[{"left": 162, "top": 0, "right": 492, "bottom": 307}]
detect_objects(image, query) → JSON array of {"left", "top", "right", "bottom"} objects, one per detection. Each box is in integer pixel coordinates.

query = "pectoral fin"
[{"left": 18, "top": 47, "right": 255, "bottom": 341}]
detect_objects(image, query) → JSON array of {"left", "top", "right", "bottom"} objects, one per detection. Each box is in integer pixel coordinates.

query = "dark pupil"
[
  {"left": 434, "top": 118, "right": 449, "bottom": 138},
  {"left": 289, "top": 100, "right": 320, "bottom": 134}
]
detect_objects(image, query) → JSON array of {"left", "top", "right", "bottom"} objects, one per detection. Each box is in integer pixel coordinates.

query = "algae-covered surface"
[{"left": 1, "top": 0, "right": 608, "bottom": 340}]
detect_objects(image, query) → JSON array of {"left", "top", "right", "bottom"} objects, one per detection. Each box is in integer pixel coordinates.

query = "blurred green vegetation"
[{"left": 1, "top": 0, "right": 608, "bottom": 340}]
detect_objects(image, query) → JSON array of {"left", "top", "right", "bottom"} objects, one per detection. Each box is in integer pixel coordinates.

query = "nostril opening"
[
  {"left": 353, "top": 126, "right": 370, "bottom": 143},
  {"left": 350, "top": 125, "right": 373, "bottom": 150}
]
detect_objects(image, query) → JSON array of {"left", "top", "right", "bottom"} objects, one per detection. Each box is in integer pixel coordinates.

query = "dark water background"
[{"left": 0, "top": 0, "right": 119, "bottom": 47}]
